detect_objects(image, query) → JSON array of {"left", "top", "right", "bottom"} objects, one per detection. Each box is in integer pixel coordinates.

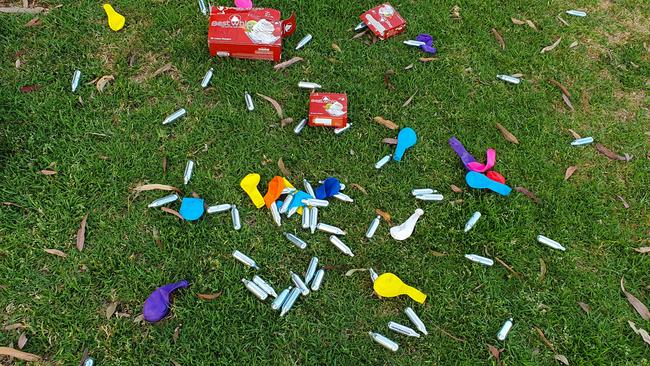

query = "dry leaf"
[
  {"left": 402, "top": 90, "right": 418, "bottom": 107},
  {"left": 511, "top": 17, "right": 526, "bottom": 25},
  {"left": 549, "top": 79, "right": 570, "bottom": 97},
  {"left": 131, "top": 183, "right": 181, "bottom": 193},
  {"left": 568, "top": 129, "right": 581, "bottom": 139},
  {"left": 569, "top": 41, "right": 579, "bottom": 48},
  {"left": 76, "top": 213, "right": 88, "bottom": 251},
  {"left": 3, "top": 323, "right": 26, "bottom": 331},
  {"left": 541, "top": 37, "right": 562, "bottom": 53},
  {"left": 616, "top": 195, "right": 630, "bottom": 209},
  {"left": 273, "top": 56, "right": 303, "bottom": 70},
  {"left": 525, "top": 19, "right": 538, "bottom": 30},
  {"left": 17, "top": 333, "right": 27, "bottom": 349},
  {"left": 0, "top": 347, "right": 41, "bottom": 361},
  {"left": 495, "top": 257, "right": 521, "bottom": 277},
  {"left": 404, "top": 63, "right": 414, "bottom": 70},
  {"left": 384, "top": 69, "right": 395, "bottom": 90},
  {"left": 491, "top": 28, "right": 505, "bottom": 49},
  {"left": 557, "top": 15, "right": 569, "bottom": 26},
  {"left": 487, "top": 344, "right": 501, "bottom": 360},
  {"left": 256, "top": 93, "right": 284, "bottom": 119},
  {"left": 172, "top": 325, "right": 181, "bottom": 343},
  {"left": 152, "top": 63, "right": 173, "bottom": 78},
  {"left": 280, "top": 117, "right": 293, "bottom": 127},
  {"left": 352, "top": 28, "right": 368, "bottom": 39},
  {"left": 562, "top": 93, "right": 574, "bottom": 111},
  {"left": 450, "top": 184, "right": 462, "bottom": 193},
  {"left": 595, "top": 143, "right": 628, "bottom": 161},
  {"left": 628, "top": 321, "right": 650, "bottom": 346},
  {"left": 197, "top": 292, "right": 222, "bottom": 301},
  {"left": 350, "top": 183, "right": 367, "bottom": 195},
  {"left": 44, "top": 248, "right": 67, "bottom": 258},
  {"left": 515, "top": 187, "right": 541, "bottom": 204},
  {"left": 24, "top": 17, "right": 41, "bottom": 27},
  {"left": 495, "top": 123, "right": 519, "bottom": 144},
  {"left": 171, "top": 360, "right": 181, "bottom": 366},
  {"left": 96, "top": 75, "right": 114, "bottom": 92},
  {"left": 373, "top": 116, "right": 398, "bottom": 130},
  {"left": 534, "top": 326, "right": 556, "bottom": 352},
  {"left": 20, "top": 85, "right": 40, "bottom": 93},
  {"left": 161, "top": 207, "right": 184, "bottom": 221},
  {"left": 106, "top": 302, "right": 118, "bottom": 319},
  {"left": 79, "top": 347, "right": 89, "bottom": 366},
  {"left": 451, "top": 5, "right": 461, "bottom": 19},
  {"left": 332, "top": 43, "right": 341, "bottom": 52},
  {"left": 133, "top": 314, "right": 145, "bottom": 323},
  {"left": 633, "top": 247, "right": 650, "bottom": 254},
  {"left": 539, "top": 258, "right": 547, "bottom": 281},
  {"left": 621, "top": 277, "right": 650, "bottom": 320},
  {"left": 382, "top": 137, "right": 398, "bottom": 145},
  {"left": 345, "top": 268, "right": 367, "bottom": 276},
  {"left": 419, "top": 57, "right": 437, "bottom": 62},
  {"left": 431, "top": 251, "right": 447, "bottom": 257},
  {"left": 39, "top": 169, "right": 57, "bottom": 175},
  {"left": 554, "top": 354, "right": 569, "bottom": 365},
  {"left": 577, "top": 302, "right": 591, "bottom": 313},
  {"left": 15, "top": 58, "right": 21, "bottom": 69},
  {"left": 375, "top": 209, "right": 392, "bottom": 224},
  {"left": 564, "top": 166, "right": 578, "bottom": 181},
  {"left": 278, "top": 158, "right": 291, "bottom": 177},
  {"left": 162, "top": 156, "right": 167, "bottom": 175},
  {"left": 0, "top": 7, "right": 45, "bottom": 14},
  {"left": 128, "top": 52, "right": 137, "bottom": 67}
]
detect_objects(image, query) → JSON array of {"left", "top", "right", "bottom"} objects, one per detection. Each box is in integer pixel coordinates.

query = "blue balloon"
[{"left": 179, "top": 198, "right": 205, "bottom": 221}]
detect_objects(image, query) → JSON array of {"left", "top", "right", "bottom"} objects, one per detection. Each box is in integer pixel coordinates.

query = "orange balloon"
[{"left": 264, "top": 176, "right": 286, "bottom": 208}]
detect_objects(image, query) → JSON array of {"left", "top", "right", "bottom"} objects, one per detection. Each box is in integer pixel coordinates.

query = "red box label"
[
  {"left": 360, "top": 3, "right": 406, "bottom": 40},
  {"left": 309, "top": 93, "right": 348, "bottom": 128},
  {"left": 208, "top": 7, "right": 296, "bottom": 62}
]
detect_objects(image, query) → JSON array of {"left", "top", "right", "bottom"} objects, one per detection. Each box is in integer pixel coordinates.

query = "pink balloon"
[
  {"left": 466, "top": 148, "right": 496, "bottom": 172},
  {"left": 234, "top": 0, "right": 253, "bottom": 8}
]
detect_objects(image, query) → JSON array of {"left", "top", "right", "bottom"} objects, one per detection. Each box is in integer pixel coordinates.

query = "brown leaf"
[
  {"left": 525, "top": 19, "right": 538, "bottom": 30},
  {"left": 515, "top": 187, "right": 541, "bottom": 204},
  {"left": 616, "top": 195, "right": 630, "bottom": 208},
  {"left": 76, "top": 213, "right": 88, "bottom": 251},
  {"left": 621, "top": 277, "right": 650, "bottom": 320},
  {"left": 332, "top": 43, "right": 341, "bottom": 52},
  {"left": 24, "top": 17, "right": 41, "bottom": 27},
  {"left": 96, "top": 75, "right": 114, "bottom": 92},
  {"left": 197, "top": 292, "right": 222, "bottom": 301},
  {"left": 495, "top": 257, "right": 521, "bottom": 277},
  {"left": 595, "top": 143, "right": 628, "bottom": 161},
  {"left": 569, "top": 40, "right": 579, "bottom": 48},
  {"left": 79, "top": 347, "right": 89, "bottom": 366},
  {"left": 345, "top": 268, "right": 367, "bottom": 276},
  {"left": 541, "top": 37, "right": 562, "bottom": 53},
  {"left": 554, "top": 354, "right": 569, "bottom": 365},
  {"left": 128, "top": 52, "right": 137, "bottom": 67},
  {"left": 511, "top": 17, "right": 526, "bottom": 25},
  {"left": 383, "top": 69, "right": 395, "bottom": 90},
  {"left": 352, "top": 28, "right": 369, "bottom": 39},
  {"left": 549, "top": 79, "right": 570, "bottom": 97},
  {"left": 152, "top": 63, "right": 173, "bottom": 78},
  {"left": 39, "top": 169, "right": 57, "bottom": 175},
  {"left": 256, "top": 93, "right": 284, "bottom": 119},
  {"left": 450, "top": 184, "right": 463, "bottom": 193},
  {"left": 105, "top": 302, "right": 118, "bottom": 319},
  {"left": 539, "top": 258, "right": 547, "bottom": 281},
  {"left": 402, "top": 90, "right": 418, "bottom": 107},
  {"left": 577, "top": 302, "right": 591, "bottom": 313},
  {"left": 373, "top": 116, "right": 398, "bottom": 130},
  {"left": 15, "top": 58, "right": 22, "bottom": 69},
  {"left": 17, "top": 333, "right": 27, "bottom": 349},
  {"left": 633, "top": 247, "right": 650, "bottom": 254},
  {"left": 161, "top": 207, "right": 184, "bottom": 221},
  {"left": 277, "top": 158, "right": 291, "bottom": 178},
  {"left": 419, "top": 57, "right": 437, "bottom": 62},
  {"left": 44, "top": 248, "right": 67, "bottom": 258},
  {"left": 450, "top": 5, "right": 461, "bottom": 19},
  {"left": 382, "top": 137, "right": 398, "bottom": 145},
  {"left": 22, "top": 0, "right": 28, "bottom": 7},
  {"left": 162, "top": 156, "right": 167, "bottom": 175},
  {"left": 375, "top": 209, "right": 392, "bottom": 225},
  {"left": 0, "top": 347, "right": 41, "bottom": 361},
  {"left": 349, "top": 183, "right": 367, "bottom": 195},
  {"left": 568, "top": 129, "right": 581, "bottom": 139},
  {"left": 564, "top": 166, "right": 578, "bottom": 181},
  {"left": 533, "top": 326, "right": 556, "bottom": 352},
  {"left": 20, "top": 85, "right": 40, "bottom": 93},
  {"left": 557, "top": 15, "right": 569, "bottom": 26},
  {"left": 431, "top": 251, "right": 447, "bottom": 257},
  {"left": 172, "top": 325, "right": 181, "bottom": 343},
  {"left": 0, "top": 7, "right": 45, "bottom": 14},
  {"left": 191, "top": 192, "right": 200, "bottom": 199},
  {"left": 133, "top": 314, "right": 145, "bottom": 323},
  {"left": 3, "top": 323, "right": 26, "bottom": 331},
  {"left": 491, "top": 28, "right": 506, "bottom": 50},
  {"left": 628, "top": 321, "right": 650, "bottom": 346},
  {"left": 131, "top": 183, "right": 181, "bottom": 193},
  {"left": 280, "top": 117, "right": 293, "bottom": 127},
  {"left": 171, "top": 360, "right": 181, "bottom": 366},
  {"left": 495, "top": 123, "right": 519, "bottom": 144},
  {"left": 487, "top": 344, "right": 501, "bottom": 360},
  {"left": 562, "top": 93, "right": 574, "bottom": 111},
  {"left": 273, "top": 56, "right": 303, "bottom": 70}
]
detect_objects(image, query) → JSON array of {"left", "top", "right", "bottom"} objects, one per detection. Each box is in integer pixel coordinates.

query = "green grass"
[{"left": 1, "top": 0, "right": 649, "bottom": 364}]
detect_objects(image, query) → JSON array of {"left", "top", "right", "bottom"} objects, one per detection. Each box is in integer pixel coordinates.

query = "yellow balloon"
[
  {"left": 373, "top": 273, "right": 427, "bottom": 304},
  {"left": 103, "top": 4, "right": 125, "bottom": 31}
]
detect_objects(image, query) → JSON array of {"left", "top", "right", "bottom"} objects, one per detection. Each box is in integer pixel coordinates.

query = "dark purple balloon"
[
  {"left": 143, "top": 280, "right": 189, "bottom": 323},
  {"left": 449, "top": 137, "right": 477, "bottom": 170},
  {"left": 416, "top": 33, "right": 437, "bottom": 55}
]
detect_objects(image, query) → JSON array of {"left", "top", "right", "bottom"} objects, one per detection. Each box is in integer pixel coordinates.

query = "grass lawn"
[{"left": 1, "top": 0, "right": 649, "bottom": 364}]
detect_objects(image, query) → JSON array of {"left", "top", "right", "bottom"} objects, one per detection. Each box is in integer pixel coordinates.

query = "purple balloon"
[
  {"left": 143, "top": 280, "right": 189, "bottom": 323},
  {"left": 415, "top": 33, "right": 437, "bottom": 55},
  {"left": 449, "top": 137, "right": 477, "bottom": 170}
]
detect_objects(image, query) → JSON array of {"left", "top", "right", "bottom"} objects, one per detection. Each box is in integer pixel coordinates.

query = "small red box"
[
  {"left": 308, "top": 93, "right": 348, "bottom": 128},
  {"left": 360, "top": 3, "right": 406, "bottom": 40},
  {"left": 208, "top": 7, "right": 296, "bottom": 62}
]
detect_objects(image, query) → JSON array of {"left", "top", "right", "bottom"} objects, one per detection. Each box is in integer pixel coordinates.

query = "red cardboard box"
[
  {"left": 308, "top": 93, "right": 348, "bottom": 128},
  {"left": 208, "top": 7, "right": 296, "bottom": 62},
  {"left": 360, "top": 3, "right": 406, "bottom": 40}
]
